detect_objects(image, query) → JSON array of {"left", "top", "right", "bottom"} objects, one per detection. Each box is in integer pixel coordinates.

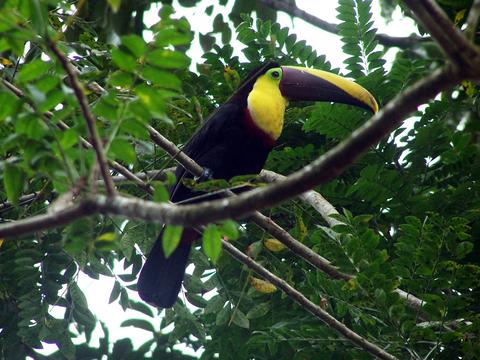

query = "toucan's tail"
[{"left": 137, "top": 229, "right": 196, "bottom": 308}]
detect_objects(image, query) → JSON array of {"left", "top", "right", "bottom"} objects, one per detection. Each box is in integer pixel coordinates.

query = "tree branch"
[
  {"left": 0, "top": 200, "right": 96, "bottom": 237},
  {"left": 466, "top": 0, "right": 480, "bottom": 39},
  {"left": 137, "top": 122, "right": 429, "bottom": 312},
  {"left": 260, "top": 170, "right": 343, "bottom": 227},
  {"left": 1, "top": 78, "right": 154, "bottom": 195},
  {"left": 222, "top": 240, "right": 398, "bottom": 360},
  {"left": 259, "top": 0, "right": 429, "bottom": 49},
  {"left": 130, "top": 66, "right": 460, "bottom": 226},
  {"left": 49, "top": 42, "right": 116, "bottom": 196},
  {"left": 402, "top": 0, "right": 480, "bottom": 77}
]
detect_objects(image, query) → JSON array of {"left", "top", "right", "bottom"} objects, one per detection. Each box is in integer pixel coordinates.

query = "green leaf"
[
  {"left": 109, "top": 139, "right": 136, "bottom": 164},
  {"left": 215, "top": 304, "right": 230, "bottom": 326},
  {"left": 121, "top": 34, "right": 147, "bottom": 58},
  {"left": 246, "top": 302, "right": 270, "bottom": 319},
  {"left": 3, "top": 164, "right": 24, "bottom": 205},
  {"left": 111, "top": 48, "right": 137, "bottom": 71},
  {"left": 153, "top": 183, "right": 169, "bottom": 203},
  {"left": 107, "top": 0, "right": 121, "bottom": 12},
  {"left": 146, "top": 49, "right": 190, "bottom": 69},
  {"left": 141, "top": 66, "right": 181, "bottom": 89},
  {"left": 120, "top": 319, "right": 155, "bottom": 332},
  {"left": 0, "top": 91, "right": 19, "bottom": 120},
  {"left": 128, "top": 300, "right": 154, "bottom": 317},
  {"left": 202, "top": 224, "right": 222, "bottom": 263},
  {"left": 162, "top": 225, "right": 184, "bottom": 258},
  {"left": 220, "top": 220, "right": 239, "bottom": 240},
  {"left": 109, "top": 281, "right": 122, "bottom": 304},
  {"left": 108, "top": 71, "right": 134, "bottom": 88},
  {"left": 28, "top": 0, "right": 47, "bottom": 35},
  {"left": 17, "top": 59, "right": 50, "bottom": 83},
  {"left": 231, "top": 309, "right": 249, "bottom": 329},
  {"left": 155, "top": 28, "right": 192, "bottom": 47}
]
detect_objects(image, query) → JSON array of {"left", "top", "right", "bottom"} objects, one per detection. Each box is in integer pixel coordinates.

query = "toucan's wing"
[{"left": 170, "top": 102, "right": 243, "bottom": 203}]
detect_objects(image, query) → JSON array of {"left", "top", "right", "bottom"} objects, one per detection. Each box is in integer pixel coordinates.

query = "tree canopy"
[{"left": 0, "top": 0, "right": 479, "bottom": 359}]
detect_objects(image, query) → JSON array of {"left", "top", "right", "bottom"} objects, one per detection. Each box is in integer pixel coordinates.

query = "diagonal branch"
[
  {"left": 1, "top": 78, "right": 154, "bottom": 195},
  {"left": 0, "top": 200, "right": 96, "bottom": 237},
  {"left": 466, "top": 0, "right": 480, "bottom": 39},
  {"left": 0, "top": 66, "right": 461, "bottom": 236},
  {"left": 127, "top": 66, "right": 460, "bottom": 227},
  {"left": 260, "top": 170, "right": 344, "bottom": 227},
  {"left": 222, "top": 240, "right": 398, "bottom": 360},
  {"left": 259, "top": 0, "right": 429, "bottom": 48},
  {"left": 145, "top": 112, "right": 425, "bottom": 310},
  {"left": 49, "top": 42, "right": 116, "bottom": 196},
  {"left": 402, "top": 0, "right": 480, "bottom": 77}
]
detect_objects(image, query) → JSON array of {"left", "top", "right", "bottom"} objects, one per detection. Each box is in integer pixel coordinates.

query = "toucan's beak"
[{"left": 279, "top": 66, "right": 378, "bottom": 113}]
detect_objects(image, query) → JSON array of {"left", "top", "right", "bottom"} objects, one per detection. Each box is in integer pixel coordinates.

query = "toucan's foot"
[{"left": 195, "top": 167, "right": 213, "bottom": 183}]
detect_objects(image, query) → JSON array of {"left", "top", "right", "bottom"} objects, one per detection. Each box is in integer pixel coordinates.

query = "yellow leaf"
[
  {"left": 343, "top": 278, "right": 359, "bottom": 291},
  {"left": 454, "top": 9, "right": 466, "bottom": 25},
  {"left": 96, "top": 232, "right": 116, "bottom": 242},
  {"left": 461, "top": 80, "right": 475, "bottom": 97},
  {"left": 0, "top": 238, "right": 4, "bottom": 248},
  {"left": 264, "top": 238, "right": 286, "bottom": 252},
  {"left": 250, "top": 276, "right": 277, "bottom": 293},
  {"left": 0, "top": 58, "right": 13, "bottom": 66},
  {"left": 107, "top": 0, "right": 121, "bottom": 13},
  {"left": 223, "top": 66, "right": 240, "bottom": 90}
]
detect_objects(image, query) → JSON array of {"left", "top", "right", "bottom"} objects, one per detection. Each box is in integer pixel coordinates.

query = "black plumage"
[{"left": 138, "top": 62, "right": 279, "bottom": 308}]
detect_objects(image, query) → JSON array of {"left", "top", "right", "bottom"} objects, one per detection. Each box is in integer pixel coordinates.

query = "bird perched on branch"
[{"left": 137, "top": 60, "right": 378, "bottom": 308}]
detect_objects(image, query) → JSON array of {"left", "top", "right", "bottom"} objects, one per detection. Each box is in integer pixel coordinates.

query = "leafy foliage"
[{"left": 1, "top": 0, "right": 480, "bottom": 359}]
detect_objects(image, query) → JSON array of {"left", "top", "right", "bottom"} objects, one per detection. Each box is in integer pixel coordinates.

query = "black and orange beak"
[{"left": 279, "top": 66, "right": 378, "bottom": 113}]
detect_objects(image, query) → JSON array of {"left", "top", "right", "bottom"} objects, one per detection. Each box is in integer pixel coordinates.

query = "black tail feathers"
[{"left": 138, "top": 233, "right": 192, "bottom": 308}]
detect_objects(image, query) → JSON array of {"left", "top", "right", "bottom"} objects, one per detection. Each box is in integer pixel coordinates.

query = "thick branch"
[
  {"left": 259, "top": 0, "right": 429, "bottom": 48},
  {"left": 134, "top": 66, "right": 460, "bottom": 226},
  {"left": 466, "top": 0, "right": 480, "bottom": 39},
  {"left": 402, "top": 0, "right": 480, "bottom": 77},
  {"left": 0, "top": 200, "right": 96, "bottom": 237},
  {"left": 132, "top": 127, "right": 428, "bottom": 310},
  {"left": 222, "top": 240, "right": 398, "bottom": 360},
  {"left": 49, "top": 43, "right": 116, "bottom": 196}
]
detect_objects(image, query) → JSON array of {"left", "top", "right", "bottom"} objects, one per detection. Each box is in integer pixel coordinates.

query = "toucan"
[{"left": 137, "top": 61, "right": 378, "bottom": 308}]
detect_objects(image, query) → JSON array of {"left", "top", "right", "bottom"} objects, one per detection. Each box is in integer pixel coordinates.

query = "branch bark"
[
  {"left": 222, "top": 240, "right": 398, "bottom": 360},
  {"left": 259, "top": 0, "right": 429, "bottom": 48},
  {"left": 402, "top": 0, "right": 480, "bottom": 77},
  {"left": 49, "top": 42, "right": 116, "bottom": 196},
  {"left": 0, "top": 200, "right": 96, "bottom": 237},
  {"left": 260, "top": 170, "right": 344, "bottom": 227},
  {"left": 129, "top": 66, "right": 460, "bottom": 226},
  {"left": 466, "top": 0, "right": 480, "bottom": 39}
]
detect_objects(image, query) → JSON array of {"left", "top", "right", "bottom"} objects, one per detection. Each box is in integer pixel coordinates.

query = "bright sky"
[{"left": 38, "top": 1, "right": 417, "bottom": 357}]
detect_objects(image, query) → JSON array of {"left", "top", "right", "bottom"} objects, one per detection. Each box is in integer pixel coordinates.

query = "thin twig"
[
  {"left": 1, "top": 78, "right": 154, "bottom": 195},
  {"left": 49, "top": 42, "right": 116, "bottom": 196},
  {"left": 259, "top": 0, "right": 429, "bottom": 48},
  {"left": 222, "top": 240, "right": 398, "bottom": 360},
  {"left": 260, "top": 170, "right": 344, "bottom": 227}
]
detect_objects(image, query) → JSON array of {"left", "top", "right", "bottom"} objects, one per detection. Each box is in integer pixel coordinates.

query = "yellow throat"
[{"left": 247, "top": 74, "right": 288, "bottom": 141}]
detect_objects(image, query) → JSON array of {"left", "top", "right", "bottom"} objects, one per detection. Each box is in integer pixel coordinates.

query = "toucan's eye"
[{"left": 271, "top": 70, "right": 280, "bottom": 79}]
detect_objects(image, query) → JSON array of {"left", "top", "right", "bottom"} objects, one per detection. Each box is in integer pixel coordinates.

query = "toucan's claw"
[{"left": 195, "top": 167, "right": 214, "bottom": 183}]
